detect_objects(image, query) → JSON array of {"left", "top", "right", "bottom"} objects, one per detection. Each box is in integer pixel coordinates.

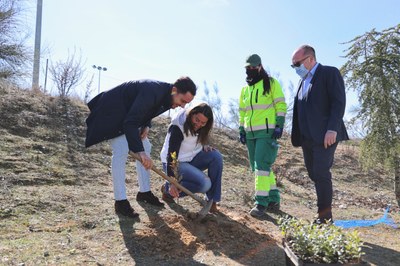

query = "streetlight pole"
[
  {"left": 92, "top": 65, "right": 107, "bottom": 94},
  {"left": 32, "top": 0, "right": 43, "bottom": 90}
]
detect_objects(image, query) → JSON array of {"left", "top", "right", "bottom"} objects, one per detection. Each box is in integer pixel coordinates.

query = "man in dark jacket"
[
  {"left": 85, "top": 77, "right": 197, "bottom": 218},
  {"left": 291, "top": 45, "right": 349, "bottom": 224}
]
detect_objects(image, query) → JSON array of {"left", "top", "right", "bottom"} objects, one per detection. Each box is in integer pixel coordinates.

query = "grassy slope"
[{"left": 0, "top": 84, "right": 399, "bottom": 265}]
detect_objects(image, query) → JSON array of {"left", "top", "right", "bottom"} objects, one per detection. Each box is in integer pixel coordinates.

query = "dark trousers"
[{"left": 301, "top": 138, "right": 338, "bottom": 219}]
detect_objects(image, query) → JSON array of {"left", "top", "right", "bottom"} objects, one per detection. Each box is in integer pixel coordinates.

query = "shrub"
[{"left": 278, "top": 216, "right": 364, "bottom": 264}]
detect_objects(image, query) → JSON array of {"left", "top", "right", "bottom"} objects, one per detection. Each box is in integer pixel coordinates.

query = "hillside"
[{"left": 0, "top": 83, "right": 399, "bottom": 266}]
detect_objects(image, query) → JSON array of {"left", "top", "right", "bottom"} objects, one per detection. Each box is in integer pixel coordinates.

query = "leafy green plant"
[{"left": 278, "top": 216, "right": 364, "bottom": 264}]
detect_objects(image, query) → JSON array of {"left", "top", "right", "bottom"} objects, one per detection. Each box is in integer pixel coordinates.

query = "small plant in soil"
[
  {"left": 170, "top": 151, "right": 182, "bottom": 182},
  {"left": 278, "top": 216, "right": 364, "bottom": 264}
]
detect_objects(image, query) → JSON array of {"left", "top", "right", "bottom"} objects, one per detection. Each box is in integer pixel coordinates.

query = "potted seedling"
[{"left": 278, "top": 216, "right": 366, "bottom": 265}]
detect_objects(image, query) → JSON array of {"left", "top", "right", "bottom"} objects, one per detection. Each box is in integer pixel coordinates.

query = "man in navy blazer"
[
  {"left": 291, "top": 45, "right": 349, "bottom": 223},
  {"left": 85, "top": 77, "right": 197, "bottom": 218}
]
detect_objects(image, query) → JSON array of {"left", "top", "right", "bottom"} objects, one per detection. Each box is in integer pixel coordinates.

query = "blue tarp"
[{"left": 334, "top": 205, "right": 398, "bottom": 229}]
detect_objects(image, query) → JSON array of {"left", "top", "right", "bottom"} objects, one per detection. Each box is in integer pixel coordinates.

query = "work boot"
[
  {"left": 250, "top": 204, "right": 266, "bottom": 217},
  {"left": 161, "top": 184, "right": 175, "bottom": 203},
  {"left": 267, "top": 189, "right": 280, "bottom": 212},
  {"left": 266, "top": 202, "right": 280, "bottom": 212},
  {"left": 115, "top": 200, "right": 139, "bottom": 218},
  {"left": 136, "top": 191, "right": 164, "bottom": 207}
]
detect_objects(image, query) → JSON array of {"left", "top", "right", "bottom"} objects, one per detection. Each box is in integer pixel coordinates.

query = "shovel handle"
[{"left": 130, "top": 152, "right": 206, "bottom": 205}]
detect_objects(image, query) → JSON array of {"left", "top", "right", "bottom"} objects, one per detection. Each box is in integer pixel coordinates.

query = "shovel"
[{"left": 130, "top": 152, "right": 213, "bottom": 220}]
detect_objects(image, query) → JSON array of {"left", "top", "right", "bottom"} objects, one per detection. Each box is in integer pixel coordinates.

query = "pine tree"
[
  {"left": 0, "top": 0, "right": 28, "bottom": 80},
  {"left": 341, "top": 24, "right": 400, "bottom": 206}
]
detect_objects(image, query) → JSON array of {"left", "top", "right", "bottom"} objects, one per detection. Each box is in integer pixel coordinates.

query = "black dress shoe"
[
  {"left": 313, "top": 217, "right": 333, "bottom": 225},
  {"left": 136, "top": 191, "right": 164, "bottom": 207},
  {"left": 115, "top": 200, "right": 139, "bottom": 218}
]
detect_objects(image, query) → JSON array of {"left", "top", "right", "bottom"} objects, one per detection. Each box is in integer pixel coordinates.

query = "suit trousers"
[
  {"left": 110, "top": 134, "right": 151, "bottom": 200},
  {"left": 301, "top": 138, "right": 338, "bottom": 219}
]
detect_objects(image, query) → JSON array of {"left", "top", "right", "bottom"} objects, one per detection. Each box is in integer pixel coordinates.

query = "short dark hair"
[
  {"left": 301, "top": 45, "right": 316, "bottom": 60},
  {"left": 173, "top": 76, "right": 197, "bottom": 96},
  {"left": 184, "top": 103, "right": 213, "bottom": 145}
]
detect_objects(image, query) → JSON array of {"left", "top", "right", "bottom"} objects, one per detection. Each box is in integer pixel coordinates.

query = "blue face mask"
[{"left": 294, "top": 64, "right": 309, "bottom": 78}]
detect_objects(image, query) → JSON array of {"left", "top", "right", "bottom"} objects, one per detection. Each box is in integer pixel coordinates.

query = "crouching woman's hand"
[{"left": 169, "top": 184, "right": 180, "bottom": 198}]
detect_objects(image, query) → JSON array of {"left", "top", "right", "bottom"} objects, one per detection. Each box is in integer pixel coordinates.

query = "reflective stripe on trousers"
[
  {"left": 255, "top": 171, "right": 277, "bottom": 196},
  {"left": 246, "top": 137, "right": 279, "bottom": 196}
]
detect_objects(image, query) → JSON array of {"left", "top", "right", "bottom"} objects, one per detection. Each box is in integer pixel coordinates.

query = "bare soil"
[{"left": 0, "top": 85, "right": 399, "bottom": 265}]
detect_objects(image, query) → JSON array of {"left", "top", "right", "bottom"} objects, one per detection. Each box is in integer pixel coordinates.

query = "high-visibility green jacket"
[{"left": 239, "top": 78, "right": 287, "bottom": 138}]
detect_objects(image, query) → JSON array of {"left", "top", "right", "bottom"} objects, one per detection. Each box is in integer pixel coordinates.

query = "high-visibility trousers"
[{"left": 246, "top": 137, "right": 279, "bottom": 206}]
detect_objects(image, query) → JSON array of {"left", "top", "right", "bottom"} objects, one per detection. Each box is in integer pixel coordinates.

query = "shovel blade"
[{"left": 197, "top": 199, "right": 213, "bottom": 221}]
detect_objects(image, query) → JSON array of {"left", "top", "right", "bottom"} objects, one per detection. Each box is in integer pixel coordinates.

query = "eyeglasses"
[{"left": 291, "top": 56, "right": 310, "bottom": 68}]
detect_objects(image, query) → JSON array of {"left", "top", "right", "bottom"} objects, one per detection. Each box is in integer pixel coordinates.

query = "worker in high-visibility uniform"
[{"left": 239, "top": 54, "right": 287, "bottom": 217}]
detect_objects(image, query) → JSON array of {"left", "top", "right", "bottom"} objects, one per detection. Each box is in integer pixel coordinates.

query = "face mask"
[
  {"left": 294, "top": 64, "right": 309, "bottom": 78},
  {"left": 246, "top": 68, "right": 259, "bottom": 80}
]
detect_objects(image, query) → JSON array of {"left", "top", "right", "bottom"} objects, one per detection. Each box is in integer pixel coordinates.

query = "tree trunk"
[{"left": 394, "top": 156, "right": 400, "bottom": 207}]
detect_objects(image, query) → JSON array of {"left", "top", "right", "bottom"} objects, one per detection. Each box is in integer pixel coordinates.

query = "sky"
[{"left": 22, "top": 0, "right": 400, "bottom": 120}]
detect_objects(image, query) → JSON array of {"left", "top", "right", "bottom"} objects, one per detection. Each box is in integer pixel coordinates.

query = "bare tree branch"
[{"left": 49, "top": 48, "right": 86, "bottom": 97}]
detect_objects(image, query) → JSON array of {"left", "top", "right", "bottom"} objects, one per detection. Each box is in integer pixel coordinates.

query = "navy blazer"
[
  {"left": 85, "top": 79, "right": 173, "bottom": 152},
  {"left": 291, "top": 64, "right": 349, "bottom": 147}
]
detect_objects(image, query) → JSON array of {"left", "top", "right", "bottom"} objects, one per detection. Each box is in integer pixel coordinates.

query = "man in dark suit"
[
  {"left": 290, "top": 45, "right": 349, "bottom": 223},
  {"left": 85, "top": 77, "right": 197, "bottom": 218}
]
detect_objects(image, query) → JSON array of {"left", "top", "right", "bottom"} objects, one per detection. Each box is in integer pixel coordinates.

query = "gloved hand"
[
  {"left": 239, "top": 132, "right": 246, "bottom": 145},
  {"left": 271, "top": 126, "right": 283, "bottom": 139}
]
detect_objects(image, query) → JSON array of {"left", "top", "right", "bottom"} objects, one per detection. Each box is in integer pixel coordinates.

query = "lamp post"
[
  {"left": 32, "top": 0, "right": 43, "bottom": 90},
  {"left": 92, "top": 65, "right": 107, "bottom": 94}
]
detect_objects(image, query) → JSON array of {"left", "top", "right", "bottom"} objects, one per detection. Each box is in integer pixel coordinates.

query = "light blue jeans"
[{"left": 163, "top": 149, "right": 223, "bottom": 202}]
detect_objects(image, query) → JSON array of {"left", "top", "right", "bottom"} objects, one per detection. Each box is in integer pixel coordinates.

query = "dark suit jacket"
[
  {"left": 291, "top": 64, "right": 349, "bottom": 147},
  {"left": 85, "top": 79, "right": 173, "bottom": 152}
]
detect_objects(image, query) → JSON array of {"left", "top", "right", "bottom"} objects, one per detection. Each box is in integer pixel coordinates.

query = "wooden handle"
[{"left": 130, "top": 152, "right": 205, "bottom": 205}]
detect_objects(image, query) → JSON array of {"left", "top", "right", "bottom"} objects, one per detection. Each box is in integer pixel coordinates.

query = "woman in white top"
[{"left": 160, "top": 103, "right": 223, "bottom": 212}]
